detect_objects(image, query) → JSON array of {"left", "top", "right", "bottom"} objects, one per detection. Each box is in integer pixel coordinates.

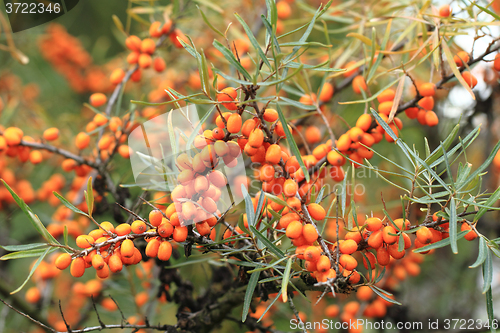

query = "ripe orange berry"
[
  {"left": 305, "top": 126, "right": 321, "bottom": 144},
  {"left": 276, "top": 1, "right": 292, "bottom": 19},
  {"left": 382, "top": 226, "right": 397, "bottom": 245},
  {"left": 146, "top": 238, "right": 161, "bottom": 257},
  {"left": 121, "top": 239, "right": 135, "bottom": 258},
  {"left": 135, "top": 292, "right": 149, "bottom": 307},
  {"left": 352, "top": 75, "right": 367, "bottom": 94},
  {"left": 70, "top": 257, "right": 86, "bottom": 277},
  {"left": 4, "top": 127, "right": 23, "bottom": 146},
  {"left": 304, "top": 246, "right": 321, "bottom": 262},
  {"left": 149, "top": 21, "right": 163, "bottom": 37},
  {"left": 393, "top": 218, "right": 410, "bottom": 231},
  {"left": 339, "top": 239, "right": 358, "bottom": 254},
  {"left": 108, "top": 254, "right": 123, "bottom": 273},
  {"left": 316, "top": 255, "right": 331, "bottom": 273},
  {"left": 339, "top": 254, "right": 358, "bottom": 270},
  {"left": 319, "top": 82, "right": 334, "bottom": 102},
  {"left": 90, "top": 93, "right": 107, "bottom": 107},
  {"left": 286, "top": 220, "right": 303, "bottom": 239},
  {"left": 307, "top": 203, "right": 326, "bottom": 221},
  {"left": 131, "top": 220, "right": 147, "bottom": 234},
  {"left": 418, "top": 96, "right": 434, "bottom": 111},
  {"left": 217, "top": 87, "right": 238, "bottom": 110},
  {"left": 461, "top": 223, "right": 478, "bottom": 241},
  {"left": 439, "top": 4, "right": 451, "bottom": 17},
  {"left": 110, "top": 68, "right": 125, "bottom": 85},
  {"left": 355, "top": 114, "right": 372, "bottom": 132},
  {"left": 454, "top": 51, "right": 470, "bottom": 67},
  {"left": 92, "top": 254, "right": 105, "bottom": 270},
  {"left": 367, "top": 230, "right": 384, "bottom": 249},
  {"left": 125, "top": 35, "right": 142, "bottom": 52},
  {"left": 43, "top": 127, "right": 59, "bottom": 141},
  {"left": 494, "top": 54, "right": 500, "bottom": 71},
  {"left": 158, "top": 241, "right": 173, "bottom": 260},
  {"left": 365, "top": 217, "right": 383, "bottom": 231},
  {"left": 141, "top": 38, "right": 156, "bottom": 54},
  {"left": 349, "top": 127, "right": 364, "bottom": 142},
  {"left": 25, "top": 287, "right": 41, "bottom": 304},
  {"left": 153, "top": 57, "right": 166, "bottom": 72},
  {"left": 263, "top": 108, "right": 279, "bottom": 122},
  {"left": 149, "top": 210, "right": 163, "bottom": 227},
  {"left": 416, "top": 226, "right": 433, "bottom": 244},
  {"left": 29, "top": 150, "right": 43, "bottom": 164},
  {"left": 55, "top": 253, "right": 72, "bottom": 270},
  {"left": 376, "top": 247, "right": 390, "bottom": 266},
  {"left": 425, "top": 111, "right": 439, "bottom": 127},
  {"left": 282, "top": 179, "right": 297, "bottom": 197},
  {"left": 357, "top": 286, "right": 373, "bottom": 301},
  {"left": 138, "top": 53, "right": 152, "bottom": 68},
  {"left": 336, "top": 134, "right": 352, "bottom": 151},
  {"left": 227, "top": 113, "right": 242, "bottom": 133},
  {"left": 405, "top": 107, "right": 419, "bottom": 119},
  {"left": 127, "top": 51, "right": 139, "bottom": 64},
  {"left": 248, "top": 128, "right": 264, "bottom": 149},
  {"left": 76, "top": 235, "right": 94, "bottom": 249},
  {"left": 327, "top": 150, "right": 345, "bottom": 166},
  {"left": 461, "top": 71, "right": 477, "bottom": 88},
  {"left": 377, "top": 89, "right": 395, "bottom": 103},
  {"left": 419, "top": 82, "right": 436, "bottom": 97},
  {"left": 115, "top": 223, "right": 131, "bottom": 236},
  {"left": 75, "top": 132, "right": 90, "bottom": 150},
  {"left": 302, "top": 224, "right": 319, "bottom": 244},
  {"left": 173, "top": 226, "right": 188, "bottom": 242}
]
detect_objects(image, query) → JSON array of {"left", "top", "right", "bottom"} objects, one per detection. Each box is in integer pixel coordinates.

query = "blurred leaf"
[
  {"left": 112, "top": 15, "right": 125, "bottom": 34},
  {"left": 441, "top": 39, "right": 475, "bottom": 99},
  {"left": 193, "top": 0, "right": 223, "bottom": 13},
  {"left": 472, "top": 1, "right": 500, "bottom": 21},
  {"left": 0, "top": 244, "right": 48, "bottom": 251},
  {"left": 197, "top": 6, "right": 224, "bottom": 37},
  {"left": 1, "top": 247, "right": 56, "bottom": 260},
  {"left": 86, "top": 176, "right": 94, "bottom": 217},
  {"left": 242, "top": 271, "right": 260, "bottom": 322},
  {"left": 11, "top": 248, "right": 51, "bottom": 294},
  {"left": 388, "top": 76, "right": 405, "bottom": 122},
  {"left": 346, "top": 32, "right": 373, "bottom": 46}
]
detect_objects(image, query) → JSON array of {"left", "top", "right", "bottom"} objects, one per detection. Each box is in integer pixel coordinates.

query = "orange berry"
[
  {"left": 70, "top": 257, "right": 86, "bottom": 277},
  {"left": 339, "top": 239, "right": 358, "bottom": 254},
  {"left": 425, "top": 111, "right": 439, "bottom": 127},
  {"left": 357, "top": 286, "right": 373, "bottom": 301},
  {"left": 352, "top": 75, "right": 367, "bottom": 94},
  {"left": 217, "top": 87, "right": 238, "bottom": 110},
  {"left": 494, "top": 54, "right": 500, "bottom": 71},
  {"left": 153, "top": 57, "right": 166, "bottom": 72},
  {"left": 339, "top": 254, "right": 358, "bottom": 270},
  {"left": 349, "top": 127, "right": 364, "bottom": 142},
  {"left": 149, "top": 21, "right": 163, "bottom": 37},
  {"left": 461, "top": 71, "right": 477, "bottom": 88},
  {"left": 365, "top": 217, "right": 383, "bottom": 231},
  {"left": 227, "top": 113, "right": 242, "bottom": 133},
  {"left": 416, "top": 226, "right": 433, "bottom": 244},
  {"left": 378, "top": 101, "right": 394, "bottom": 116},
  {"left": 304, "top": 246, "right": 321, "bottom": 262},
  {"left": 173, "top": 226, "right": 188, "bottom": 242},
  {"left": 125, "top": 35, "right": 141, "bottom": 52},
  {"left": 439, "top": 4, "right": 451, "bottom": 17},
  {"left": 454, "top": 51, "right": 470, "bottom": 67},
  {"left": 135, "top": 291, "right": 149, "bottom": 307},
  {"left": 43, "top": 127, "right": 59, "bottom": 141},
  {"left": 419, "top": 82, "right": 436, "bottom": 97},
  {"left": 29, "top": 150, "right": 43, "bottom": 164},
  {"left": 405, "top": 107, "right": 419, "bottom": 119},
  {"left": 355, "top": 114, "right": 372, "bottom": 132},
  {"left": 131, "top": 220, "right": 147, "bottom": 234},
  {"left": 110, "top": 68, "right": 125, "bottom": 85},
  {"left": 4, "top": 127, "right": 23, "bottom": 146},
  {"left": 283, "top": 179, "right": 298, "bottom": 197},
  {"left": 327, "top": 150, "right": 345, "bottom": 166},
  {"left": 382, "top": 226, "right": 397, "bottom": 245},
  {"left": 25, "top": 287, "right": 41, "bottom": 304},
  {"left": 377, "top": 89, "right": 395, "bottom": 103},
  {"left": 138, "top": 53, "right": 152, "bottom": 68},
  {"left": 115, "top": 223, "right": 131, "bottom": 236},
  {"left": 75, "top": 132, "right": 90, "bottom": 150},
  {"left": 127, "top": 51, "right": 139, "bottom": 64},
  {"left": 248, "top": 128, "right": 264, "bottom": 149},
  {"left": 55, "top": 253, "right": 72, "bottom": 270},
  {"left": 316, "top": 255, "right": 331, "bottom": 273},
  {"left": 76, "top": 235, "right": 94, "bottom": 249},
  {"left": 141, "top": 38, "right": 156, "bottom": 54},
  {"left": 90, "top": 93, "right": 107, "bottom": 107},
  {"left": 92, "top": 254, "right": 105, "bottom": 270},
  {"left": 158, "top": 241, "right": 173, "bottom": 260},
  {"left": 149, "top": 210, "right": 163, "bottom": 227},
  {"left": 307, "top": 203, "right": 326, "bottom": 221},
  {"left": 336, "top": 134, "right": 352, "bottom": 151},
  {"left": 263, "top": 108, "right": 279, "bottom": 122},
  {"left": 121, "top": 239, "right": 135, "bottom": 258},
  {"left": 276, "top": 1, "right": 292, "bottom": 19},
  {"left": 461, "top": 223, "right": 478, "bottom": 241},
  {"left": 376, "top": 247, "right": 390, "bottom": 266},
  {"left": 305, "top": 126, "right": 321, "bottom": 144},
  {"left": 108, "top": 254, "right": 123, "bottom": 273},
  {"left": 286, "top": 220, "right": 303, "bottom": 239},
  {"left": 302, "top": 224, "right": 318, "bottom": 244},
  {"left": 146, "top": 238, "right": 161, "bottom": 257},
  {"left": 418, "top": 96, "right": 434, "bottom": 110},
  {"left": 319, "top": 82, "right": 334, "bottom": 102}
]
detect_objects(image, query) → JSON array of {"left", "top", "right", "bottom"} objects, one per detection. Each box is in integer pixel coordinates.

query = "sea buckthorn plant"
[{"left": 1, "top": 1, "right": 500, "bottom": 333}]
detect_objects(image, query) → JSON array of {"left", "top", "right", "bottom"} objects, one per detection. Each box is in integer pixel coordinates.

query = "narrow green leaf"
[
  {"left": 475, "top": 187, "right": 500, "bottom": 222},
  {"left": 1, "top": 247, "right": 56, "bottom": 260},
  {"left": 482, "top": 249, "right": 493, "bottom": 294},
  {"left": 241, "top": 185, "right": 255, "bottom": 228},
  {"left": 485, "top": 281, "right": 496, "bottom": 333},
  {"left": 53, "top": 191, "right": 89, "bottom": 217},
  {"left": 458, "top": 141, "right": 500, "bottom": 192},
  {"left": 213, "top": 40, "right": 252, "bottom": 80},
  {"left": 242, "top": 271, "right": 260, "bottom": 322},
  {"left": 369, "top": 285, "right": 401, "bottom": 305},
  {"left": 470, "top": 237, "right": 488, "bottom": 268},
  {"left": 0, "top": 243, "right": 48, "bottom": 252},
  {"left": 250, "top": 226, "right": 285, "bottom": 258},
  {"left": 63, "top": 226, "right": 68, "bottom": 247},
  {"left": 197, "top": 5, "right": 225, "bottom": 37},
  {"left": 86, "top": 176, "right": 94, "bottom": 217},
  {"left": 235, "top": 13, "right": 271, "bottom": 70},
  {"left": 413, "top": 230, "right": 468, "bottom": 253},
  {"left": 257, "top": 289, "right": 281, "bottom": 322},
  {"left": 11, "top": 248, "right": 51, "bottom": 294}
]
